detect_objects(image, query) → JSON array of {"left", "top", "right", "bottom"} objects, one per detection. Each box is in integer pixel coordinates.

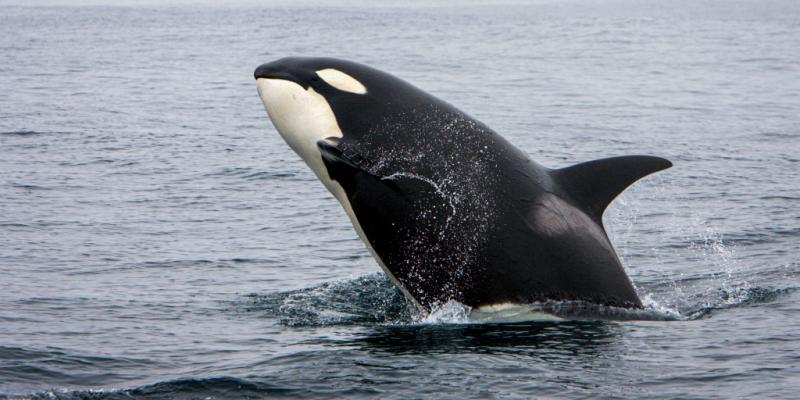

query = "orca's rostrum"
[{"left": 254, "top": 57, "right": 671, "bottom": 312}]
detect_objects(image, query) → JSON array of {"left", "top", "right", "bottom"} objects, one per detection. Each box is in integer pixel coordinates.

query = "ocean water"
[{"left": 1, "top": 0, "right": 799, "bottom": 398}]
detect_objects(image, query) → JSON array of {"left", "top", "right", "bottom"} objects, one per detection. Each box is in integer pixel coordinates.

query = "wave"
[
  {"left": 203, "top": 167, "right": 297, "bottom": 181},
  {"left": 0, "top": 346, "right": 155, "bottom": 394},
  {"left": 0, "top": 130, "right": 45, "bottom": 136},
  {"left": 3, "top": 377, "right": 295, "bottom": 400},
  {"left": 0, "top": 130, "right": 75, "bottom": 137},
  {"left": 665, "top": 286, "right": 796, "bottom": 320}
]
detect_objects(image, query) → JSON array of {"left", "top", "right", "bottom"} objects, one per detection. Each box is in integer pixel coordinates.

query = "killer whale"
[{"left": 254, "top": 57, "right": 671, "bottom": 311}]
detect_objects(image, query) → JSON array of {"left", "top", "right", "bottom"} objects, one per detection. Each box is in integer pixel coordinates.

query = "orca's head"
[{"left": 254, "top": 57, "right": 378, "bottom": 181}]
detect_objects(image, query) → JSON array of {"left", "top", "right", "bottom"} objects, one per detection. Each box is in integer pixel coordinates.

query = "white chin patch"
[
  {"left": 255, "top": 78, "right": 342, "bottom": 171},
  {"left": 316, "top": 68, "right": 367, "bottom": 94}
]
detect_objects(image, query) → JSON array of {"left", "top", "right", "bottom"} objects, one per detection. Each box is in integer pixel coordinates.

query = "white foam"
[
  {"left": 639, "top": 293, "right": 684, "bottom": 320},
  {"left": 417, "top": 300, "right": 471, "bottom": 324}
]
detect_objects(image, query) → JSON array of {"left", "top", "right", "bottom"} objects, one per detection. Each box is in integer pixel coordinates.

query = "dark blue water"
[{"left": 1, "top": 1, "right": 799, "bottom": 398}]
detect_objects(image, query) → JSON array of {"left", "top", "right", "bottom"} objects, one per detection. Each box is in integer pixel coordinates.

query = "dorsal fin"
[{"left": 553, "top": 155, "right": 672, "bottom": 220}]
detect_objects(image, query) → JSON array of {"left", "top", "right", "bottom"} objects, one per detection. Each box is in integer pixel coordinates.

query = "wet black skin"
[{"left": 255, "top": 57, "right": 672, "bottom": 310}]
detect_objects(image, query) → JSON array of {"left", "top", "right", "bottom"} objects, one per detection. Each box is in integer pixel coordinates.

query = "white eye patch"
[{"left": 315, "top": 68, "right": 367, "bottom": 94}]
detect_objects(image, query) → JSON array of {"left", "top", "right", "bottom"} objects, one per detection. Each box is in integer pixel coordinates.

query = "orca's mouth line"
[
  {"left": 254, "top": 67, "right": 291, "bottom": 81},
  {"left": 254, "top": 68, "right": 311, "bottom": 89}
]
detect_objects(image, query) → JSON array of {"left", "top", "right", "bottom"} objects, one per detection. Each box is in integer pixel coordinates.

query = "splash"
[
  {"left": 639, "top": 294, "right": 683, "bottom": 320},
  {"left": 417, "top": 300, "right": 471, "bottom": 324},
  {"left": 603, "top": 178, "right": 796, "bottom": 320},
  {"left": 240, "top": 273, "right": 412, "bottom": 327},
  {"left": 246, "top": 273, "right": 742, "bottom": 326}
]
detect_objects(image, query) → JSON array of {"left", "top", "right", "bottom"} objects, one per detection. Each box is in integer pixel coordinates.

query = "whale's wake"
[{"left": 240, "top": 270, "right": 792, "bottom": 327}]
